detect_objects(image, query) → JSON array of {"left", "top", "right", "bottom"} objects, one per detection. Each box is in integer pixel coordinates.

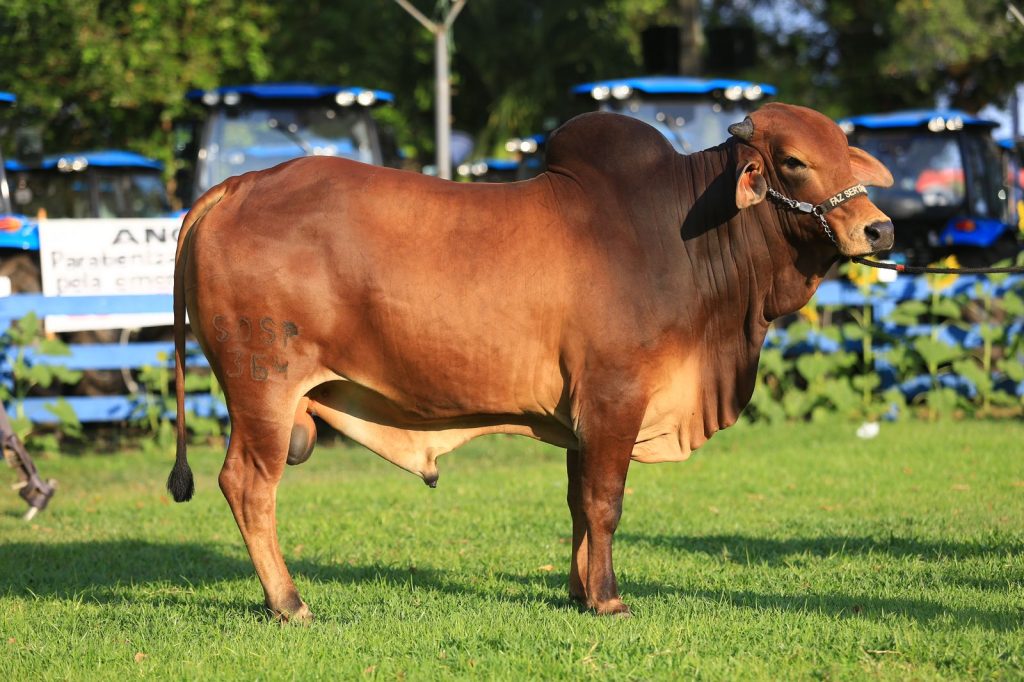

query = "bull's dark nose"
[{"left": 864, "top": 220, "right": 894, "bottom": 251}]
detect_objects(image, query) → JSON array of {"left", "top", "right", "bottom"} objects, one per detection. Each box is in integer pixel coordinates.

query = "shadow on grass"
[
  {"left": 617, "top": 531, "right": 1024, "bottom": 611},
  {"left": 1, "top": 539, "right": 1018, "bottom": 630},
  {"left": 618, "top": 532, "right": 1023, "bottom": 563}
]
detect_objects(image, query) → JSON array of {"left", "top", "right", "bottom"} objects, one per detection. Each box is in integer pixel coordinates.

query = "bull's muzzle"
[{"left": 863, "top": 220, "right": 894, "bottom": 253}]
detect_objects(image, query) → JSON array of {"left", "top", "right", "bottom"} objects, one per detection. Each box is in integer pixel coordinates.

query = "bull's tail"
[{"left": 167, "top": 185, "right": 227, "bottom": 502}]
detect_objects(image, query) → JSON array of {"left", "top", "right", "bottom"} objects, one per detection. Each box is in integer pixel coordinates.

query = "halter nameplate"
[{"left": 815, "top": 184, "right": 867, "bottom": 215}]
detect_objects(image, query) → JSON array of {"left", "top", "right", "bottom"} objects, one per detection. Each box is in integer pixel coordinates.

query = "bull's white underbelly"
[
  {"left": 302, "top": 348, "right": 725, "bottom": 477},
  {"left": 305, "top": 377, "right": 576, "bottom": 481}
]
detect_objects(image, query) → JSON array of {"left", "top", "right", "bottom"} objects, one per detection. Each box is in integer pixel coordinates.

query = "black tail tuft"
[{"left": 167, "top": 454, "right": 194, "bottom": 502}]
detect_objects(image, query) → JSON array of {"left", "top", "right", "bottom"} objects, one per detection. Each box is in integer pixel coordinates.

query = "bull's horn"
[{"left": 728, "top": 117, "right": 754, "bottom": 141}]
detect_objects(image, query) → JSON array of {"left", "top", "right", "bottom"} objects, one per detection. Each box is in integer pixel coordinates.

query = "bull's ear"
[
  {"left": 848, "top": 146, "right": 894, "bottom": 188},
  {"left": 735, "top": 147, "right": 767, "bottom": 209}
]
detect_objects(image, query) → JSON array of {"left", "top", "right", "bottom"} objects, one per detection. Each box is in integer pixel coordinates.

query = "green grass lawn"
[{"left": 1, "top": 420, "right": 1022, "bottom": 680}]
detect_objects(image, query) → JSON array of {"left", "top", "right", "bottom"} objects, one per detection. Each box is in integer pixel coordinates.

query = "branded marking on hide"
[
  {"left": 212, "top": 314, "right": 298, "bottom": 349},
  {"left": 212, "top": 314, "right": 296, "bottom": 382}
]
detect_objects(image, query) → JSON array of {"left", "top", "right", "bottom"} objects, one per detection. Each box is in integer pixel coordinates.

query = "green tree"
[
  {"left": 712, "top": 0, "right": 1024, "bottom": 117},
  {"left": 0, "top": 0, "right": 274, "bottom": 164}
]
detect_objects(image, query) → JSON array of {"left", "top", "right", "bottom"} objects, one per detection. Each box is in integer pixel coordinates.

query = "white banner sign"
[{"left": 38, "top": 218, "right": 181, "bottom": 332}]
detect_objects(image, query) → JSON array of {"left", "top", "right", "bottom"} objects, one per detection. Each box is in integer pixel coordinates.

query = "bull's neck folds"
[{"left": 673, "top": 140, "right": 837, "bottom": 327}]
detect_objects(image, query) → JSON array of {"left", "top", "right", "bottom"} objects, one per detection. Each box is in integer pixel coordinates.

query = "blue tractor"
[
  {"left": 176, "top": 82, "right": 400, "bottom": 206},
  {"left": 475, "top": 76, "right": 776, "bottom": 184},
  {"left": 1, "top": 150, "right": 170, "bottom": 292},
  {"left": 839, "top": 110, "right": 1019, "bottom": 266},
  {"left": 458, "top": 134, "right": 545, "bottom": 183},
  {"left": 572, "top": 75, "right": 776, "bottom": 154},
  {"left": 0, "top": 92, "right": 39, "bottom": 293}
]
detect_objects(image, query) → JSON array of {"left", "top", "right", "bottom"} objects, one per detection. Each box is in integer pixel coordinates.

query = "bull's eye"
[{"left": 782, "top": 156, "right": 806, "bottom": 170}]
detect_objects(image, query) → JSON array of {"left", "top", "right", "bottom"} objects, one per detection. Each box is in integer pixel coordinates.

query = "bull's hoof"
[
  {"left": 268, "top": 601, "right": 314, "bottom": 625},
  {"left": 592, "top": 598, "right": 631, "bottom": 617}
]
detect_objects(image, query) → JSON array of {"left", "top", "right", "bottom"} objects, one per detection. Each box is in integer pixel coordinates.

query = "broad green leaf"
[
  {"left": 786, "top": 321, "right": 812, "bottom": 344},
  {"left": 37, "top": 338, "right": 73, "bottom": 357},
  {"left": 931, "top": 297, "right": 962, "bottom": 320},
  {"left": 952, "top": 359, "right": 992, "bottom": 396},
  {"left": 852, "top": 374, "right": 881, "bottom": 392},
  {"left": 978, "top": 324, "right": 1003, "bottom": 343},
  {"left": 1002, "top": 291, "right": 1024, "bottom": 317},
  {"left": 997, "top": 357, "right": 1024, "bottom": 382},
  {"left": 889, "top": 300, "right": 928, "bottom": 325},
  {"left": 795, "top": 353, "right": 831, "bottom": 384},
  {"left": 841, "top": 322, "right": 865, "bottom": 341},
  {"left": 912, "top": 337, "right": 964, "bottom": 369}
]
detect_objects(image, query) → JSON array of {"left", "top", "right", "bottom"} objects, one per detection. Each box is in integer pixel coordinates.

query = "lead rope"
[
  {"left": 765, "top": 185, "right": 1024, "bottom": 275},
  {"left": 849, "top": 257, "right": 1024, "bottom": 275}
]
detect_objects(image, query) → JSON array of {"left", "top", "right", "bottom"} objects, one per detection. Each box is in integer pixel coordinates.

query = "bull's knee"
[
  {"left": 218, "top": 455, "right": 246, "bottom": 506},
  {"left": 287, "top": 401, "right": 317, "bottom": 465}
]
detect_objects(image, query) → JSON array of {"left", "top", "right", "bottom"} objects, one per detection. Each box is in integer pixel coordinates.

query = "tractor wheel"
[{"left": 0, "top": 254, "right": 42, "bottom": 293}]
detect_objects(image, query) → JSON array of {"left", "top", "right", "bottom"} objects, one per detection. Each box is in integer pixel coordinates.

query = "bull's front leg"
[{"left": 568, "top": 403, "right": 640, "bottom": 616}]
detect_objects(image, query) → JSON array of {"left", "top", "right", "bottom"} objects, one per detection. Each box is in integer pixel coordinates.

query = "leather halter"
[{"left": 765, "top": 183, "right": 868, "bottom": 247}]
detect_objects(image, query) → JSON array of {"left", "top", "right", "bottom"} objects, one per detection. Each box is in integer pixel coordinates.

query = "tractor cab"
[
  {"left": 0, "top": 93, "right": 40, "bottom": 291},
  {"left": 0, "top": 150, "right": 170, "bottom": 292},
  {"left": 571, "top": 76, "right": 776, "bottom": 154},
  {"left": 6, "top": 150, "right": 170, "bottom": 221},
  {"left": 176, "top": 82, "right": 398, "bottom": 206},
  {"left": 0, "top": 92, "right": 35, "bottom": 247},
  {"left": 458, "top": 134, "right": 546, "bottom": 184},
  {"left": 840, "top": 110, "right": 1018, "bottom": 266},
  {"left": 0, "top": 91, "right": 14, "bottom": 217}
]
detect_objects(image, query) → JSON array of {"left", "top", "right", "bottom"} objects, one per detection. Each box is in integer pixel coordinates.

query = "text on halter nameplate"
[{"left": 826, "top": 184, "right": 867, "bottom": 208}]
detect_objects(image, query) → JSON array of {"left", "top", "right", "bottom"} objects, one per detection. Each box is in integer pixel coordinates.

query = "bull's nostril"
[{"left": 863, "top": 221, "right": 895, "bottom": 251}]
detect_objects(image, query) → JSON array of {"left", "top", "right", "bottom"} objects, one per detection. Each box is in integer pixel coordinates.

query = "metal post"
[
  {"left": 436, "top": 28, "right": 451, "bottom": 179},
  {"left": 394, "top": 0, "right": 466, "bottom": 180}
]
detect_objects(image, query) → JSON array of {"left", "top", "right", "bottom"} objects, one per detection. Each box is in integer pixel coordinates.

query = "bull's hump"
[{"left": 545, "top": 112, "right": 678, "bottom": 179}]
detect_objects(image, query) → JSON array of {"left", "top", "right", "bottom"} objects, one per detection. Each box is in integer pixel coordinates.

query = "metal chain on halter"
[{"left": 765, "top": 186, "right": 839, "bottom": 247}]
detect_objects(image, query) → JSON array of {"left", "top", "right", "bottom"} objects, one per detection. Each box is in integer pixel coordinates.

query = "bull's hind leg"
[
  {"left": 566, "top": 448, "right": 589, "bottom": 604},
  {"left": 219, "top": 402, "right": 312, "bottom": 622}
]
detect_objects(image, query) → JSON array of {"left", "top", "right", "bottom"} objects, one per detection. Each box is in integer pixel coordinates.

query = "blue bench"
[{"left": 0, "top": 293, "right": 220, "bottom": 424}]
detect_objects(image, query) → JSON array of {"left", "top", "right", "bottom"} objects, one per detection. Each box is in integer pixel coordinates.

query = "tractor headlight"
[
  {"left": 57, "top": 156, "right": 88, "bottom": 172},
  {"left": 743, "top": 85, "right": 763, "bottom": 100},
  {"left": 611, "top": 84, "right": 633, "bottom": 100}
]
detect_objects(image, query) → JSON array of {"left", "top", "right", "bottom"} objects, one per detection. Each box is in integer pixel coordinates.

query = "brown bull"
[{"left": 169, "top": 102, "right": 893, "bottom": 621}]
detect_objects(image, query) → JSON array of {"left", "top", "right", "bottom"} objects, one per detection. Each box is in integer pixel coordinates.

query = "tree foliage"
[
  {"left": 712, "top": 0, "right": 1024, "bottom": 117},
  {"left": 0, "top": 0, "right": 275, "bottom": 164}
]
